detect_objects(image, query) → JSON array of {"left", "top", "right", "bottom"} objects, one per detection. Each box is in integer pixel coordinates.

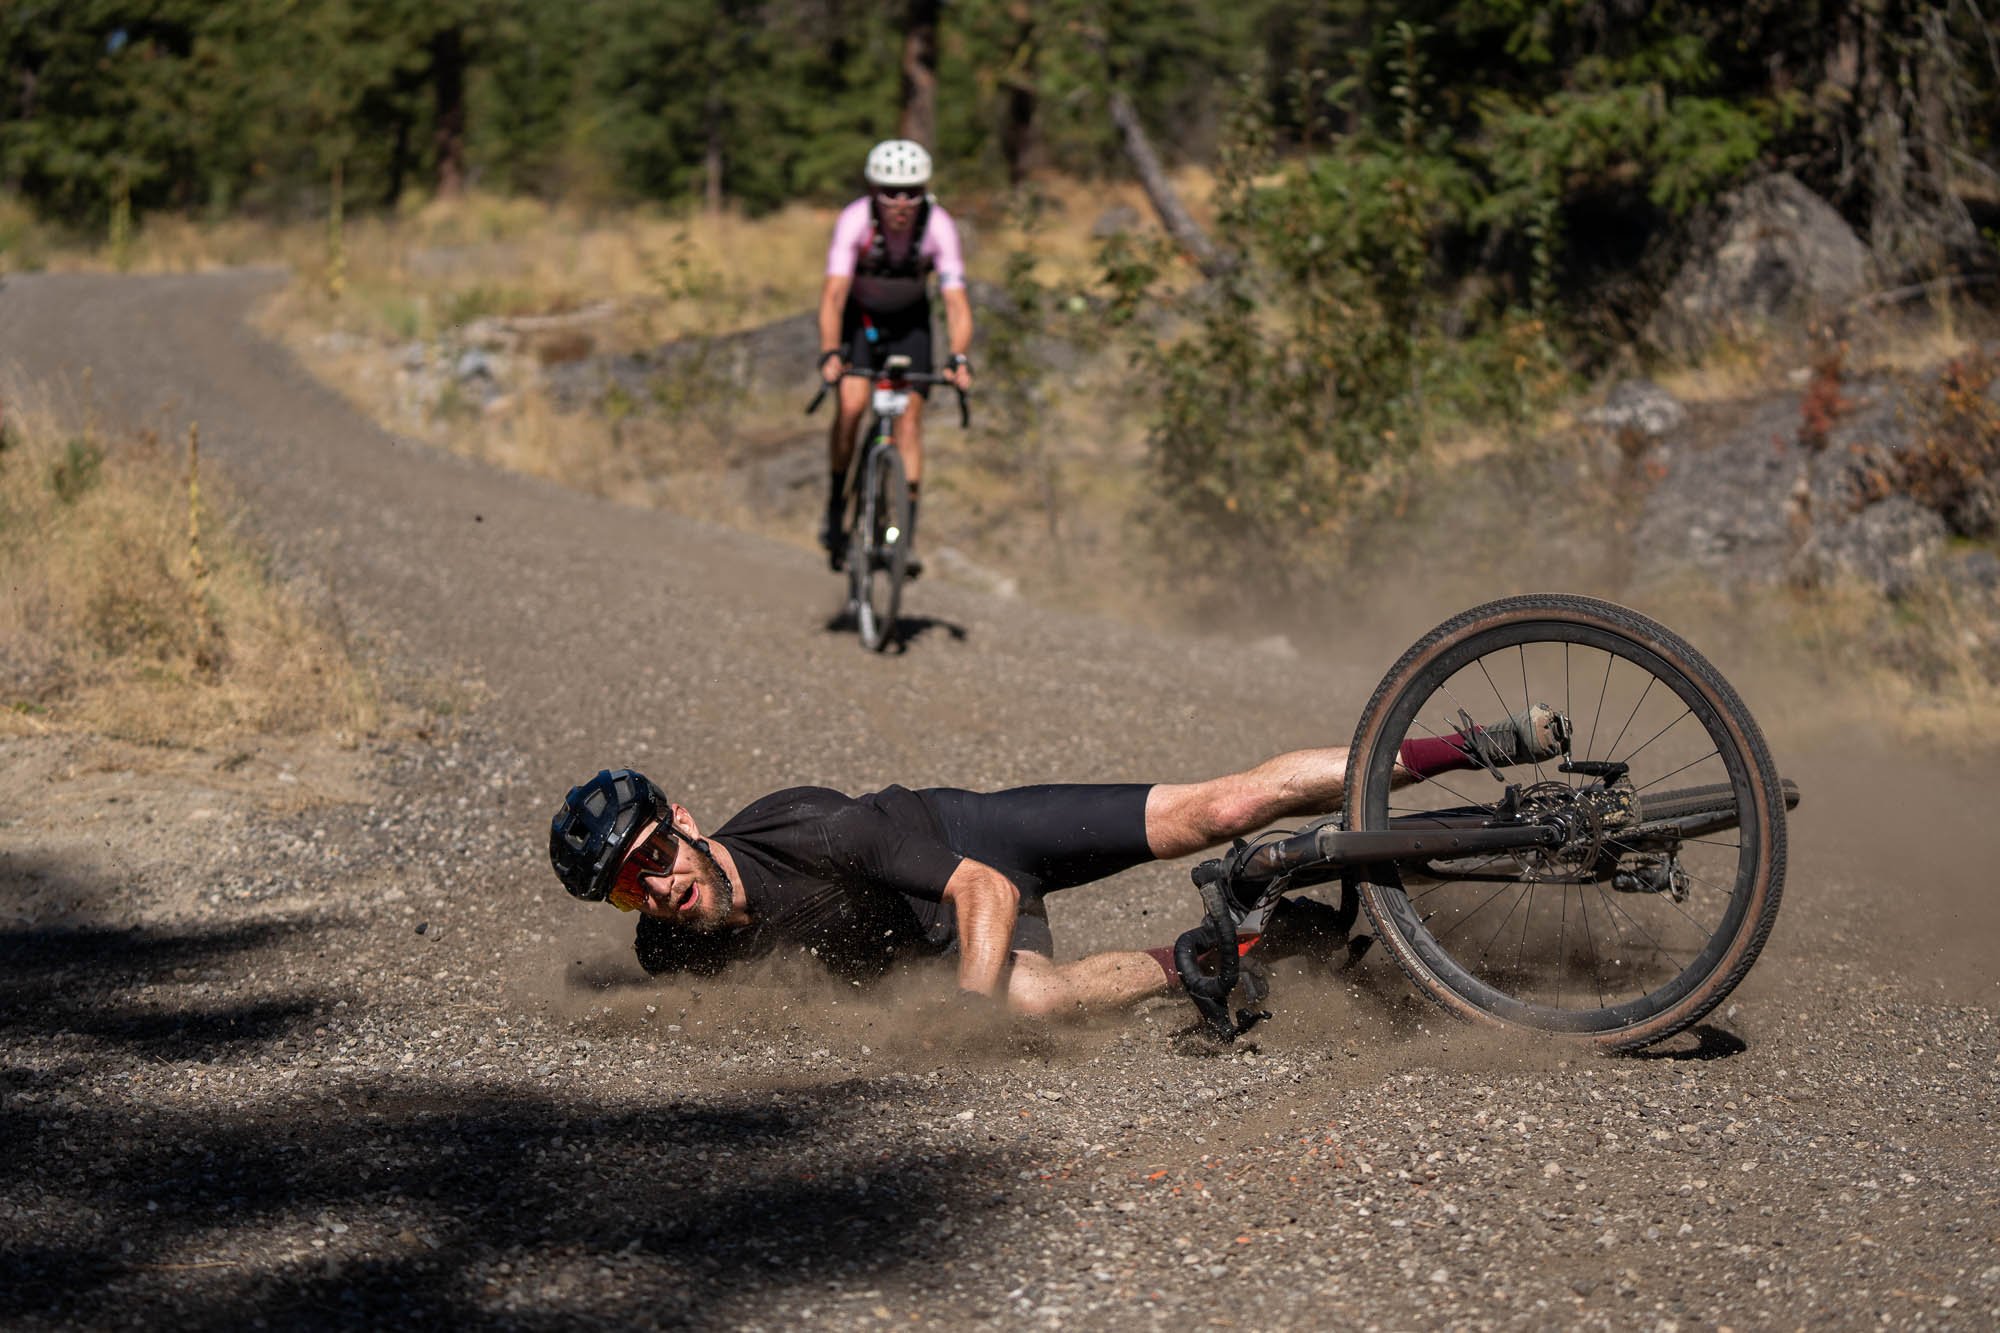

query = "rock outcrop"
[{"left": 1647, "top": 173, "right": 1875, "bottom": 359}]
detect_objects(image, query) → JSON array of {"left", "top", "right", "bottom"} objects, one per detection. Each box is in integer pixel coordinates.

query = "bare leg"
[
  {"left": 1006, "top": 950, "right": 1171, "bottom": 1018},
  {"left": 1143, "top": 747, "right": 1353, "bottom": 859},
  {"left": 1139, "top": 741, "right": 1465, "bottom": 860},
  {"left": 827, "top": 377, "right": 870, "bottom": 475},
  {"left": 891, "top": 392, "right": 925, "bottom": 485}
]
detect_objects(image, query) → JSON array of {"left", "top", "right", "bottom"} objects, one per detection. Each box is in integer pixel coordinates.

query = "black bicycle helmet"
[{"left": 550, "top": 769, "right": 669, "bottom": 902}]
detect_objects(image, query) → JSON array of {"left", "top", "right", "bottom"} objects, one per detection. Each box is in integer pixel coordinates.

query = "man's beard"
[{"left": 678, "top": 838, "right": 734, "bottom": 932}]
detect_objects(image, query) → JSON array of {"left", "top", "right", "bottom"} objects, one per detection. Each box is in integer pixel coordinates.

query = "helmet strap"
[{"left": 684, "top": 833, "right": 738, "bottom": 912}]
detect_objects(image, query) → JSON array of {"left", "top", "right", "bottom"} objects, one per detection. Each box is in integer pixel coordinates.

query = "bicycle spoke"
[
  {"left": 1591, "top": 883, "right": 1694, "bottom": 979},
  {"left": 1633, "top": 751, "right": 1725, "bottom": 794},
  {"left": 1578, "top": 887, "right": 1608, "bottom": 1009},
  {"left": 1601, "top": 674, "right": 1656, "bottom": 766},
  {"left": 1478, "top": 885, "right": 1533, "bottom": 965},
  {"left": 1431, "top": 882, "right": 1525, "bottom": 942},
  {"left": 1516, "top": 644, "right": 1549, "bottom": 787},
  {"left": 1584, "top": 651, "right": 1614, "bottom": 763},
  {"left": 1555, "top": 888, "right": 1569, "bottom": 1011},
  {"left": 1612, "top": 706, "right": 1696, "bottom": 771},
  {"left": 1516, "top": 884, "right": 1538, "bottom": 996}
]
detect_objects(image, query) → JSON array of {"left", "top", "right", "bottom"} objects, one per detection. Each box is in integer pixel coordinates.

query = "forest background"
[{"left": 4, "top": 0, "right": 1999, "bottom": 596}]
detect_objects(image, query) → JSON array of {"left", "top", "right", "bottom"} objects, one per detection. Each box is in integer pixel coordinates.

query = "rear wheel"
[
  {"left": 853, "top": 440, "right": 909, "bottom": 652},
  {"left": 1344, "top": 594, "right": 1787, "bottom": 1050}
]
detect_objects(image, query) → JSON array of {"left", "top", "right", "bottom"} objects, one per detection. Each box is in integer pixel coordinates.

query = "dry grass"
[
  {"left": 0, "top": 391, "right": 381, "bottom": 745},
  {"left": 1628, "top": 573, "right": 2000, "bottom": 753},
  {"left": 1784, "top": 576, "right": 2000, "bottom": 750},
  {"left": 16, "top": 170, "right": 1207, "bottom": 349}
]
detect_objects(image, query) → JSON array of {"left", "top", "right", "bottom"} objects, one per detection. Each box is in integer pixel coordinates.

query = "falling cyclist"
[
  {"left": 548, "top": 706, "right": 1568, "bottom": 1018},
  {"left": 816, "top": 139, "right": 974, "bottom": 578}
]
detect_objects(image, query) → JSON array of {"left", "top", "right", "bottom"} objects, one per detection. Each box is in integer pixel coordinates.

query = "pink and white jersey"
[{"left": 826, "top": 196, "right": 966, "bottom": 316}]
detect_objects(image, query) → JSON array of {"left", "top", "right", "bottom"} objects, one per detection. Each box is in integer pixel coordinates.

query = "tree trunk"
[
  {"left": 1000, "top": 4, "right": 1037, "bottom": 187},
  {"left": 1106, "top": 85, "right": 1224, "bottom": 275},
  {"left": 430, "top": 25, "right": 467, "bottom": 198},
  {"left": 704, "top": 88, "right": 724, "bottom": 213},
  {"left": 385, "top": 111, "right": 412, "bottom": 208},
  {"left": 9, "top": 65, "right": 34, "bottom": 191},
  {"left": 899, "top": 0, "right": 940, "bottom": 148}
]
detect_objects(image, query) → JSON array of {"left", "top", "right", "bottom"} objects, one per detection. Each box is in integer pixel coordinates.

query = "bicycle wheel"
[
  {"left": 852, "top": 441, "right": 910, "bottom": 652},
  {"left": 1343, "top": 594, "right": 1787, "bottom": 1050}
]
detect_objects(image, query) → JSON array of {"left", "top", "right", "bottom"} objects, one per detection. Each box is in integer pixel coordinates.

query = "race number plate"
[{"left": 873, "top": 387, "right": 911, "bottom": 417}]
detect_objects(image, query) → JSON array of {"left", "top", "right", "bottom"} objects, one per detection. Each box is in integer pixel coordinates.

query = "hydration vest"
[{"left": 858, "top": 194, "right": 935, "bottom": 282}]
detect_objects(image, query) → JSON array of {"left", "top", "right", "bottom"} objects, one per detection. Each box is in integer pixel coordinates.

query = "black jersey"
[
  {"left": 635, "top": 786, "right": 963, "bottom": 980},
  {"left": 632, "top": 782, "right": 1156, "bottom": 980}
]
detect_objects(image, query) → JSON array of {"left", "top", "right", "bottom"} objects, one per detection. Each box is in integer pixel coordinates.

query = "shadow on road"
[
  {"left": 1620, "top": 1023, "right": 1749, "bottom": 1062},
  {"left": 1, "top": 870, "right": 997, "bottom": 1326},
  {"left": 821, "top": 608, "right": 969, "bottom": 651}
]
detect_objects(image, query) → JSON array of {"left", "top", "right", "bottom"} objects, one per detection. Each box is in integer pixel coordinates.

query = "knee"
[{"left": 1172, "top": 784, "right": 1263, "bottom": 851}]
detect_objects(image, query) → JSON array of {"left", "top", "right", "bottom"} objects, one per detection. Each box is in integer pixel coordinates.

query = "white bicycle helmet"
[{"left": 865, "top": 139, "right": 932, "bottom": 189}]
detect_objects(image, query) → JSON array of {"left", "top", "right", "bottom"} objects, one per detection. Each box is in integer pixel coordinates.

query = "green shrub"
[{"left": 49, "top": 439, "right": 105, "bottom": 504}]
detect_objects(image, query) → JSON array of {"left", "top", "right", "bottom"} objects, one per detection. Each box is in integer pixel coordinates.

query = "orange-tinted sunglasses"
[{"left": 608, "top": 826, "right": 681, "bottom": 912}]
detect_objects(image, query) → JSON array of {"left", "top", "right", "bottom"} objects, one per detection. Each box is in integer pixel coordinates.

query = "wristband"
[
  {"left": 946, "top": 353, "right": 970, "bottom": 371},
  {"left": 819, "top": 348, "right": 844, "bottom": 369}
]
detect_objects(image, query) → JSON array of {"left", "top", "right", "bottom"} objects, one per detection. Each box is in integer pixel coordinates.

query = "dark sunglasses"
[{"left": 876, "top": 187, "right": 923, "bottom": 204}]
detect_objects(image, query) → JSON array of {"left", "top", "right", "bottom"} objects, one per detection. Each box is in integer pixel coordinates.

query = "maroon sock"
[
  {"left": 1145, "top": 946, "right": 1184, "bottom": 990},
  {"left": 1397, "top": 730, "right": 1481, "bottom": 777}
]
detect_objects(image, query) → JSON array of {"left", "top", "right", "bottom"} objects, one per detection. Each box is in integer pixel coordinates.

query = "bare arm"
[
  {"left": 818, "top": 275, "right": 852, "bottom": 380},
  {"left": 941, "top": 285, "right": 974, "bottom": 388},
  {"left": 939, "top": 858, "right": 1019, "bottom": 996}
]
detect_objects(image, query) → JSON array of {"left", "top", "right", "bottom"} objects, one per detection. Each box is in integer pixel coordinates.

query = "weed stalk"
[{"left": 186, "top": 422, "right": 221, "bottom": 674}]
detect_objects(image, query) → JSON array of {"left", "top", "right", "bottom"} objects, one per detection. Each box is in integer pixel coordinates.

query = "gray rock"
[
  {"left": 1789, "top": 495, "right": 1947, "bottom": 598},
  {"left": 1587, "top": 379, "right": 1689, "bottom": 440},
  {"left": 1628, "top": 395, "right": 1802, "bottom": 587},
  {"left": 1091, "top": 205, "right": 1143, "bottom": 240},
  {"left": 454, "top": 349, "right": 494, "bottom": 383},
  {"left": 1648, "top": 173, "right": 1875, "bottom": 358}
]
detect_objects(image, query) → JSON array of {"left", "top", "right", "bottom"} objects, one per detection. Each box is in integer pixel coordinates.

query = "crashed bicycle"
[{"left": 1176, "top": 594, "right": 1798, "bottom": 1052}]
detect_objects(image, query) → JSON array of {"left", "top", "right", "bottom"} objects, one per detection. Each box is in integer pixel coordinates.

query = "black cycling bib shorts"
[{"left": 919, "top": 783, "right": 1156, "bottom": 956}]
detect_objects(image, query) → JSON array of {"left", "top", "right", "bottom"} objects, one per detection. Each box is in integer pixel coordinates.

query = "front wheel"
[
  {"left": 851, "top": 440, "right": 909, "bottom": 652},
  {"left": 1344, "top": 594, "right": 1787, "bottom": 1050}
]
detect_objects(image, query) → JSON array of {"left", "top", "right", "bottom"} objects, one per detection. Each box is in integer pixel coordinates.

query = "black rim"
[{"left": 1359, "top": 618, "right": 1768, "bottom": 1034}]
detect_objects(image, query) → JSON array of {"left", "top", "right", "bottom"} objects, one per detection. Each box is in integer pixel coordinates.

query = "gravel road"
[{"left": 2, "top": 271, "right": 1996, "bottom": 1329}]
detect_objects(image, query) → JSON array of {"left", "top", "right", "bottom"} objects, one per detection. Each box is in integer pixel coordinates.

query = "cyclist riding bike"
[
  {"left": 817, "top": 139, "right": 974, "bottom": 578},
  {"left": 548, "top": 706, "right": 1566, "bottom": 1017}
]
